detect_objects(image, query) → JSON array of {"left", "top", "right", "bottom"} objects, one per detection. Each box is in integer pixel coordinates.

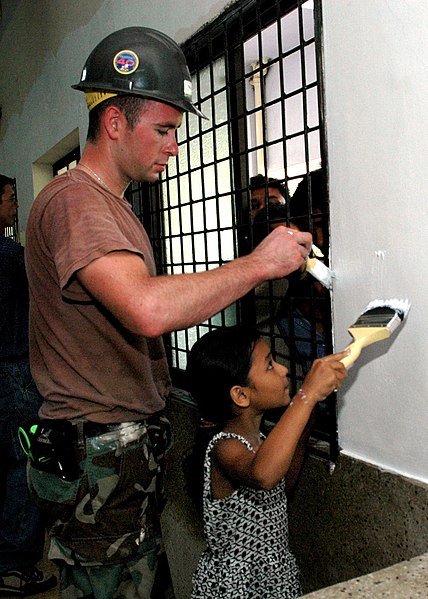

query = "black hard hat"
[{"left": 72, "top": 26, "right": 205, "bottom": 118}]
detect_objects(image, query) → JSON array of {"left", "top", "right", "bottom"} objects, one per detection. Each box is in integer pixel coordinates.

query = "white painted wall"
[
  {"left": 322, "top": 0, "right": 428, "bottom": 484},
  {"left": 0, "top": 0, "right": 427, "bottom": 484}
]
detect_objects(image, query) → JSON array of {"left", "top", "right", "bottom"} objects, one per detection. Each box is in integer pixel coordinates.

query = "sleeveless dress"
[{"left": 190, "top": 432, "right": 302, "bottom": 598}]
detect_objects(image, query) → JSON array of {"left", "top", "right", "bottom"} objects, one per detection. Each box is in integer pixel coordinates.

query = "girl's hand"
[{"left": 298, "top": 350, "right": 349, "bottom": 406}]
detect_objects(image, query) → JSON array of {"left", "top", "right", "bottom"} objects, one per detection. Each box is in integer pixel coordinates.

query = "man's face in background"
[
  {"left": 250, "top": 186, "right": 285, "bottom": 218},
  {"left": 0, "top": 184, "right": 18, "bottom": 231}
]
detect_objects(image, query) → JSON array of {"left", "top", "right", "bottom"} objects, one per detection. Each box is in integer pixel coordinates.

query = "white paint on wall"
[{"left": 323, "top": 0, "right": 428, "bottom": 484}]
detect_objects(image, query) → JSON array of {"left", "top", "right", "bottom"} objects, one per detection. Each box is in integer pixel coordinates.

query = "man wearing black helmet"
[{"left": 25, "top": 27, "right": 312, "bottom": 598}]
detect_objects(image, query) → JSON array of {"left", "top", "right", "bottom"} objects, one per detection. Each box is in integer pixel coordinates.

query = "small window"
[{"left": 52, "top": 147, "right": 80, "bottom": 177}]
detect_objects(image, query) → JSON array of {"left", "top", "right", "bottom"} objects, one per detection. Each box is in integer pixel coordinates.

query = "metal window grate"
[{"left": 126, "top": 0, "right": 337, "bottom": 461}]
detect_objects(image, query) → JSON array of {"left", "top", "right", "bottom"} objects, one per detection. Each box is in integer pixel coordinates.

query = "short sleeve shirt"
[{"left": 25, "top": 169, "right": 171, "bottom": 422}]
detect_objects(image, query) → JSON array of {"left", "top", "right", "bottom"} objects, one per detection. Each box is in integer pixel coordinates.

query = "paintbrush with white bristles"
[
  {"left": 340, "top": 299, "right": 411, "bottom": 369},
  {"left": 305, "top": 244, "right": 335, "bottom": 289}
]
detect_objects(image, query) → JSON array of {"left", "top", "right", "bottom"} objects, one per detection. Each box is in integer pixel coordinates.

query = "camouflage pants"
[
  {"left": 28, "top": 415, "right": 172, "bottom": 599},
  {"left": 59, "top": 542, "right": 162, "bottom": 599}
]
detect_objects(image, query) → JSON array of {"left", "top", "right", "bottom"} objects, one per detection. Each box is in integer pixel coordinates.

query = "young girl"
[{"left": 186, "top": 326, "right": 348, "bottom": 599}]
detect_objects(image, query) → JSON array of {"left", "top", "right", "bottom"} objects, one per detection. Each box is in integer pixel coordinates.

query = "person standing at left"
[{"left": 0, "top": 174, "right": 57, "bottom": 596}]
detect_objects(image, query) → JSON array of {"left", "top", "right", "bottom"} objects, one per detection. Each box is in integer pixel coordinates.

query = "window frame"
[{"left": 126, "top": 0, "right": 338, "bottom": 462}]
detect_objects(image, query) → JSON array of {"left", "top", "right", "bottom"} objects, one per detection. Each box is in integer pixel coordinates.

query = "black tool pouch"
[{"left": 18, "top": 421, "right": 80, "bottom": 482}]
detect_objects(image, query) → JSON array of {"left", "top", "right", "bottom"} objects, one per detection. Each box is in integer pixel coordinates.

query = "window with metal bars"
[{"left": 126, "top": 0, "right": 337, "bottom": 460}]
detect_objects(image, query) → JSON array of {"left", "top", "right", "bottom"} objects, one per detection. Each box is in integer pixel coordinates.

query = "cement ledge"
[{"left": 301, "top": 553, "right": 428, "bottom": 598}]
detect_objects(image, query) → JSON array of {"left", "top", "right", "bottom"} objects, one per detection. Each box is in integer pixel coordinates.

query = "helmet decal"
[{"left": 113, "top": 50, "right": 139, "bottom": 75}]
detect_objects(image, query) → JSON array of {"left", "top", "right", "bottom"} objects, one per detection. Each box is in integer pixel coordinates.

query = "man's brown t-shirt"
[{"left": 25, "top": 169, "right": 171, "bottom": 423}]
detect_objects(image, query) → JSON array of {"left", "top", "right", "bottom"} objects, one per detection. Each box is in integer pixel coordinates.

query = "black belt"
[
  {"left": 74, "top": 420, "right": 133, "bottom": 438},
  {"left": 26, "top": 414, "right": 169, "bottom": 482},
  {"left": 43, "top": 415, "right": 162, "bottom": 440}
]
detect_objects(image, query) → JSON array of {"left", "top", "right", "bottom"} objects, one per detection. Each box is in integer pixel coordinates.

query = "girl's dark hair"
[
  {"left": 184, "top": 326, "right": 261, "bottom": 510},
  {"left": 186, "top": 325, "right": 261, "bottom": 425}
]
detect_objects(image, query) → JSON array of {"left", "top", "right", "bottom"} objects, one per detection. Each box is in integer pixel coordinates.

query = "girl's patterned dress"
[{"left": 190, "top": 432, "right": 302, "bottom": 598}]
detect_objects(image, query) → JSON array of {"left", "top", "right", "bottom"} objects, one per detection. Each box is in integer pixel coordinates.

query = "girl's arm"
[
  {"left": 213, "top": 351, "right": 348, "bottom": 492},
  {"left": 283, "top": 412, "right": 314, "bottom": 494}
]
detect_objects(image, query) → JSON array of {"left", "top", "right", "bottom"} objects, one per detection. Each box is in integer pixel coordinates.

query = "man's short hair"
[
  {"left": 87, "top": 95, "right": 148, "bottom": 142},
  {"left": 249, "top": 174, "right": 287, "bottom": 199},
  {"left": 0, "top": 174, "right": 14, "bottom": 201}
]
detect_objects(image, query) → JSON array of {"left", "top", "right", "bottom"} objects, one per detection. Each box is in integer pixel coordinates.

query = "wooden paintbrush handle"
[{"left": 340, "top": 341, "right": 363, "bottom": 369}]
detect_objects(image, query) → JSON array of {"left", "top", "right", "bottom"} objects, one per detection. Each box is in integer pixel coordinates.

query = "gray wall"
[{"left": 0, "top": 0, "right": 232, "bottom": 227}]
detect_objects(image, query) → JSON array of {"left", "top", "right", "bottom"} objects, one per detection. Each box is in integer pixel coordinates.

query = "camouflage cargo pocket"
[
  {"left": 28, "top": 463, "right": 81, "bottom": 524},
  {"left": 30, "top": 416, "right": 172, "bottom": 566}
]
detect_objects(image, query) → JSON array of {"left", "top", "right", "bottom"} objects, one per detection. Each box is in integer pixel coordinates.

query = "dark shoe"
[{"left": 0, "top": 566, "right": 57, "bottom": 596}]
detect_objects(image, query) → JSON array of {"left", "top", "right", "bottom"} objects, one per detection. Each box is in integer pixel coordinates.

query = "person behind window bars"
[
  {"left": 25, "top": 27, "right": 313, "bottom": 599},
  {"left": 185, "top": 326, "right": 347, "bottom": 599},
  {"left": 276, "top": 169, "right": 330, "bottom": 375},
  {"left": 250, "top": 176, "right": 291, "bottom": 333},
  {"left": 250, "top": 173, "right": 287, "bottom": 218},
  {"left": 0, "top": 174, "right": 57, "bottom": 596},
  {"left": 251, "top": 171, "right": 330, "bottom": 375}
]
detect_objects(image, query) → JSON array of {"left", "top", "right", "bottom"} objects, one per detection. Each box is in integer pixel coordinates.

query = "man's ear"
[
  {"left": 102, "top": 105, "right": 123, "bottom": 139},
  {"left": 230, "top": 385, "right": 250, "bottom": 409}
]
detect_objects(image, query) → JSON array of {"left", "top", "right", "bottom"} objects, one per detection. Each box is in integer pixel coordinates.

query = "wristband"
[
  {"left": 289, "top": 387, "right": 311, "bottom": 407},
  {"left": 297, "top": 387, "right": 310, "bottom": 404}
]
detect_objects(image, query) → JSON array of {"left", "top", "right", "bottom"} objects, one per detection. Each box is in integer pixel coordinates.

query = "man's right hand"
[{"left": 251, "top": 225, "right": 312, "bottom": 280}]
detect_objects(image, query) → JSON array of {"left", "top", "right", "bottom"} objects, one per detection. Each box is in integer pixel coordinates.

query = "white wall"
[
  {"left": 323, "top": 0, "right": 428, "bottom": 484},
  {"left": 0, "top": 0, "right": 427, "bottom": 485}
]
